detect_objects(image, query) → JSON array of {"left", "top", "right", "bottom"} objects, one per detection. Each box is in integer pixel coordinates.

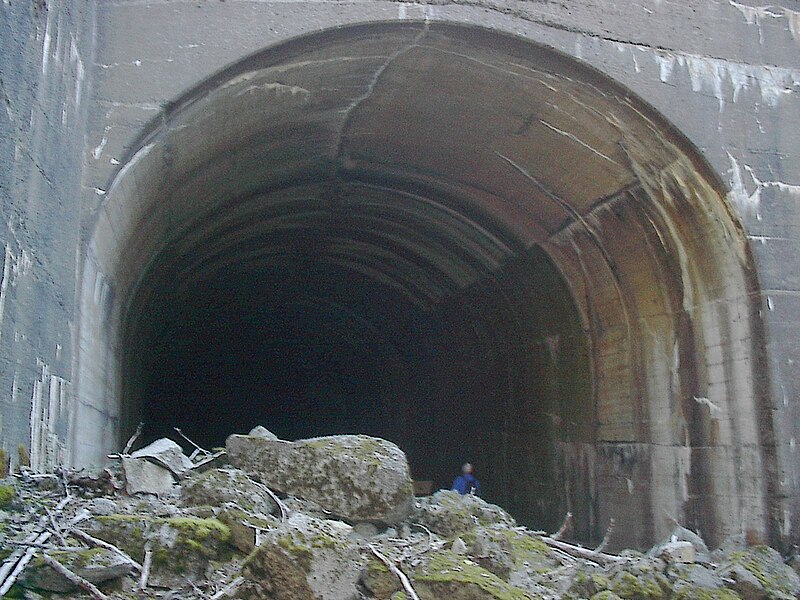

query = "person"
[{"left": 452, "top": 462, "right": 481, "bottom": 496}]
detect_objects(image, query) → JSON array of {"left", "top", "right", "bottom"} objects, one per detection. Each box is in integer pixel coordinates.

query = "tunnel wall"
[
  {"left": 0, "top": 0, "right": 798, "bottom": 549},
  {"left": 0, "top": 0, "right": 95, "bottom": 470}
]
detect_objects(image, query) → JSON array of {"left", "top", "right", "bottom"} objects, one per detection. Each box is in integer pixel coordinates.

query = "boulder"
[
  {"left": 121, "top": 456, "right": 174, "bottom": 496},
  {"left": 237, "top": 512, "right": 363, "bottom": 600},
  {"left": 81, "top": 514, "right": 232, "bottom": 588},
  {"left": 414, "top": 490, "right": 516, "bottom": 538},
  {"left": 361, "top": 549, "right": 533, "bottom": 600},
  {"left": 181, "top": 467, "right": 278, "bottom": 515},
  {"left": 716, "top": 546, "right": 800, "bottom": 600},
  {"left": 249, "top": 425, "right": 279, "bottom": 440},
  {"left": 20, "top": 548, "right": 133, "bottom": 592},
  {"left": 131, "top": 438, "right": 194, "bottom": 477},
  {"left": 227, "top": 434, "right": 414, "bottom": 525}
]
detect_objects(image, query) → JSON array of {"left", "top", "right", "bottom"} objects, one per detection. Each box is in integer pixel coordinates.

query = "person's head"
[{"left": 462, "top": 463, "right": 474, "bottom": 475}]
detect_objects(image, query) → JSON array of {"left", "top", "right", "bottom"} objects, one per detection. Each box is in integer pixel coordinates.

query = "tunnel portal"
[{"left": 76, "top": 23, "right": 775, "bottom": 548}]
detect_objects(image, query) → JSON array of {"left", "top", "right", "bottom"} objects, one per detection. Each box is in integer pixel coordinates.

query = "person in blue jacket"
[{"left": 452, "top": 462, "right": 481, "bottom": 496}]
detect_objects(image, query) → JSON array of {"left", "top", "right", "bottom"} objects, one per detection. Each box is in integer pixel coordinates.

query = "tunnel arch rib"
[{"left": 74, "top": 22, "right": 776, "bottom": 549}]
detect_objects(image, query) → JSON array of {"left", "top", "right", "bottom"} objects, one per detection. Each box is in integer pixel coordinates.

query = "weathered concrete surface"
[
  {"left": 0, "top": 0, "right": 95, "bottom": 470},
  {"left": 1, "top": 0, "right": 799, "bottom": 551}
]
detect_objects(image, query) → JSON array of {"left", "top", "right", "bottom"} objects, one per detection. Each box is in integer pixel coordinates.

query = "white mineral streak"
[
  {"left": 729, "top": 1, "right": 800, "bottom": 41},
  {"left": 655, "top": 51, "right": 800, "bottom": 109}
]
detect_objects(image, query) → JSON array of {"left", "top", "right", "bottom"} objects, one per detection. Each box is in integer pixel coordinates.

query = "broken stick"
[
  {"left": 40, "top": 554, "right": 110, "bottom": 600},
  {"left": 540, "top": 536, "right": 625, "bottom": 565},
  {"left": 139, "top": 542, "right": 153, "bottom": 590},
  {"left": 368, "top": 545, "right": 421, "bottom": 600},
  {"left": 551, "top": 512, "right": 573, "bottom": 541},
  {"left": 69, "top": 528, "right": 142, "bottom": 572},
  {"left": 594, "top": 518, "right": 615, "bottom": 554}
]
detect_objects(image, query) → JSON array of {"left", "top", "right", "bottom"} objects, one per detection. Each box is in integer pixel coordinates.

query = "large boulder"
[
  {"left": 236, "top": 512, "right": 363, "bottom": 600},
  {"left": 226, "top": 434, "right": 414, "bottom": 525}
]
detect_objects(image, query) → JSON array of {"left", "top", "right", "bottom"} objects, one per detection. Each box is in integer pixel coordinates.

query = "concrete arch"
[{"left": 74, "top": 22, "right": 776, "bottom": 548}]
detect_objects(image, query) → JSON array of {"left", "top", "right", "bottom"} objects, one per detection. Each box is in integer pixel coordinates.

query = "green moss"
[
  {"left": 368, "top": 558, "right": 389, "bottom": 574},
  {"left": 0, "top": 483, "right": 15, "bottom": 508},
  {"left": 672, "top": 588, "right": 741, "bottom": 600},
  {"left": 391, "top": 592, "right": 408, "bottom": 600},
  {"left": 610, "top": 572, "right": 666, "bottom": 599},
  {"left": 0, "top": 448, "right": 8, "bottom": 478},
  {"left": 311, "top": 532, "right": 339, "bottom": 549},
  {"left": 277, "top": 535, "right": 313, "bottom": 571},
  {"left": 165, "top": 516, "right": 231, "bottom": 543},
  {"left": 415, "top": 550, "right": 530, "bottom": 600},
  {"left": 590, "top": 592, "right": 623, "bottom": 600}
]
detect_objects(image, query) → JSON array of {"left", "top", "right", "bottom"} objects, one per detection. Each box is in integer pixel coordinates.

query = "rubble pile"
[{"left": 0, "top": 428, "right": 798, "bottom": 599}]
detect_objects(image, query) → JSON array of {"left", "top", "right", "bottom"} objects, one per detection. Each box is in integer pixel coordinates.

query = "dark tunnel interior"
[{"left": 121, "top": 182, "right": 592, "bottom": 531}]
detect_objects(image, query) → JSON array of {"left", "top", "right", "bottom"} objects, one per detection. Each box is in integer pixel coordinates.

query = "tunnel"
[{"left": 75, "top": 22, "right": 777, "bottom": 549}]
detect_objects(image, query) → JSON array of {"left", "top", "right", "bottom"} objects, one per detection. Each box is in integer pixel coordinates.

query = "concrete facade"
[{"left": 1, "top": 0, "right": 799, "bottom": 550}]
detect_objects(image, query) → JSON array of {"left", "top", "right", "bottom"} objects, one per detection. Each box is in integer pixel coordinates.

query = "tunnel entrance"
[
  {"left": 123, "top": 181, "right": 591, "bottom": 533},
  {"left": 76, "top": 22, "right": 776, "bottom": 549}
]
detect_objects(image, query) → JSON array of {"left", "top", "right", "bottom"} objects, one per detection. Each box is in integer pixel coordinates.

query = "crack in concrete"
[{"left": 331, "top": 22, "right": 430, "bottom": 176}]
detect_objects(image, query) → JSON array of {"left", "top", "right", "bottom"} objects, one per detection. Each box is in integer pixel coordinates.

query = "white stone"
[
  {"left": 121, "top": 457, "right": 175, "bottom": 496},
  {"left": 130, "top": 438, "right": 193, "bottom": 476},
  {"left": 659, "top": 540, "right": 696, "bottom": 563}
]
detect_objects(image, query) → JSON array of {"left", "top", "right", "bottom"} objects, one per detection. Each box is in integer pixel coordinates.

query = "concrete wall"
[
  {"left": 1, "top": 0, "right": 799, "bottom": 547},
  {"left": 0, "top": 0, "right": 94, "bottom": 469}
]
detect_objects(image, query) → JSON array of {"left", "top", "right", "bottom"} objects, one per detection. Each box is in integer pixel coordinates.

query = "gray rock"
[
  {"left": 88, "top": 497, "right": 118, "bottom": 516},
  {"left": 716, "top": 546, "right": 800, "bottom": 600},
  {"left": 227, "top": 434, "right": 414, "bottom": 525},
  {"left": 20, "top": 548, "right": 133, "bottom": 592},
  {"left": 658, "top": 540, "right": 695, "bottom": 563},
  {"left": 720, "top": 563, "right": 767, "bottom": 600},
  {"left": 180, "top": 467, "right": 278, "bottom": 515},
  {"left": 352, "top": 521, "right": 379, "bottom": 538},
  {"left": 451, "top": 537, "right": 467, "bottom": 554},
  {"left": 414, "top": 490, "right": 517, "bottom": 538},
  {"left": 131, "top": 438, "right": 193, "bottom": 477},
  {"left": 248, "top": 425, "right": 279, "bottom": 440},
  {"left": 121, "top": 456, "right": 174, "bottom": 496},
  {"left": 237, "top": 512, "right": 362, "bottom": 600}
]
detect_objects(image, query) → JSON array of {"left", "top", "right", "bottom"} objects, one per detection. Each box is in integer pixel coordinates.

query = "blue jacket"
[{"left": 452, "top": 473, "right": 480, "bottom": 496}]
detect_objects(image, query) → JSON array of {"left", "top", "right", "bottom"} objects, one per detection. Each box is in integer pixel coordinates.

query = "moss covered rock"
[
  {"left": 181, "top": 467, "right": 279, "bottom": 516},
  {"left": 718, "top": 546, "right": 800, "bottom": 600},
  {"left": 362, "top": 549, "right": 535, "bottom": 600},
  {"left": 81, "top": 513, "right": 232, "bottom": 587},
  {"left": 239, "top": 511, "right": 363, "bottom": 600},
  {"left": 415, "top": 491, "right": 517, "bottom": 539},
  {"left": 227, "top": 434, "right": 414, "bottom": 525},
  {"left": 20, "top": 548, "right": 133, "bottom": 592}
]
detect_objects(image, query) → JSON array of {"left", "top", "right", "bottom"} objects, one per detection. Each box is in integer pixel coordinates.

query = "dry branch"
[
  {"left": 139, "top": 542, "right": 153, "bottom": 590},
  {"left": 69, "top": 528, "right": 142, "bottom": 572},
  {"left": 540, "top": 536, "right": 625, "bottom": 565},
  {"left": 369, "top": 545, "right": 421, "bottom": 600},
  {"left": 594, "top": 518, "right": 615, "bottom": 554},
  {"left": 210, "top": 576, "right": 245, "bottom": 600},
  {"left": 123, "top": 422, "right": 144, "bottom": 454},
  {"left": 0, "top": 496, "right": 72, "bottom": 595},
  {"left": 551, "top": 512, "right": 573, "bottom": 541},
  {"left": 40, "top": 553, "right": 110, "bottom": 600}
]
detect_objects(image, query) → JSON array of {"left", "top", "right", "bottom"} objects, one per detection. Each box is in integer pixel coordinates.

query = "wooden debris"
[
  {"left": 123, "top": 422, "right": 144, "bottom": 454},
  {"left": 552, "top": 512, "right": 573, "bottom": 541},
  {"left": 210, "top": 576, "right": 245, "bottom": 600},
  {"left": 139, "top": 542, "right": 153, "bottom": 590},
  {"left": 594, "top": 518, "right": 615, "bottom": 554},
  {"left": 39, "top": 553, "right": 110, "bottom": 600},
  {"left": 69, "top": 528, "right": 143, "bottom": 572},
  {"left": 540, "top": 535, "right": 625, "bottom": 565},
  {"left": 368, "top": 545, "right": 421, "bottom": 600}
]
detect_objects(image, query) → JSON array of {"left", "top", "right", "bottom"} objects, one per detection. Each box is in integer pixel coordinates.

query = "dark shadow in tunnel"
[{"left": 125, "top": 236, "right": 591, "bottom": 532}]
